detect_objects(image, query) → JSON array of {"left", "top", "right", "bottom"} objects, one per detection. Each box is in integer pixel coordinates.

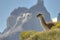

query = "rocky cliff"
[
  {"left": 0, "top": 0, "right": 51, "bottom": 40},
  {"left": 57, "top": 13, "right": 60, "bottom": 21}
]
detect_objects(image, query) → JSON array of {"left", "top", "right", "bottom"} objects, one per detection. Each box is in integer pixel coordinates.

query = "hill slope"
[{"left": 20, "top": 29, "right": 60, "bottom": 40}]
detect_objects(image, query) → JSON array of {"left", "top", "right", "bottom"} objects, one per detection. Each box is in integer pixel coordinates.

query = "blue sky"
[{"left": 0, "top": 0, "right": 60, "bottom": 33}]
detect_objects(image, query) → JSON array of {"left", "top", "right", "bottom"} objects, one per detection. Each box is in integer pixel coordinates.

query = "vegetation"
[
  {"left": 51, "top": 22, "right": 60, "bottom": 29},
  {"left": 20, "top": 22, "right": 60, "bottom": 40},
  {"left": 20, "top": 31, "right": 37, "bottom": 40}
]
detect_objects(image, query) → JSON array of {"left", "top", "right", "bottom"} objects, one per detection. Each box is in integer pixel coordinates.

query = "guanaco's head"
[{"left": 37, "top": 13, "right": 43, "bottom": 18}]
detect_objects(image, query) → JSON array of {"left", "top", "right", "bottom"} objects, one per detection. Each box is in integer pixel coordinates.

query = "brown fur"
[{"left": 37, "top": 13, "right": 55, "bottom": 30}]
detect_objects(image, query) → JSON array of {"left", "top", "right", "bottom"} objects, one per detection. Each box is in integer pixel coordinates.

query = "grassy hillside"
[
  {"left": 20, "top": 22, "right": 60, "bottom": 40},
  {"left": 20, "top": 29, "right": 60, "bottom": 40}
]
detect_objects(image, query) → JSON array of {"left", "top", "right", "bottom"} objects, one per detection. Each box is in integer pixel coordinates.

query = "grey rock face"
[
  {"left": 2, "top": 32, "right": 20, "bottom": 40},
  {"left": 11, "top": 7, "right": 28, "bottom": 16},
  {"left": 57, "top": 13, "right": 60, "bottom": 21},
  {"left": 0, "top": 32, "right": 1, "bottom": 34}
]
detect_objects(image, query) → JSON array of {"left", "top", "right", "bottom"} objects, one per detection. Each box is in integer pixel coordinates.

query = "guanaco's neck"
[
  {"left": 38, "top": 15, "right": 49, "bottom": 31},
  {"left": 39, "top": 16, "right": 47, "bottom": 26}
]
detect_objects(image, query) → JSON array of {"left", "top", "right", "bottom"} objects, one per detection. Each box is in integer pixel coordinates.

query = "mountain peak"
[
  {"left": 37, "top": 0, "right": 44, "bottom": 5},
  {"left": 0, "top": 0, "right": 51, "bottom": 40}
]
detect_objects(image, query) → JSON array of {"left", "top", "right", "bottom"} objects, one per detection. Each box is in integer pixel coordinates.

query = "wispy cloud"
[{"left": 52, "top": 17, "right": 57, "bottom": 22}]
